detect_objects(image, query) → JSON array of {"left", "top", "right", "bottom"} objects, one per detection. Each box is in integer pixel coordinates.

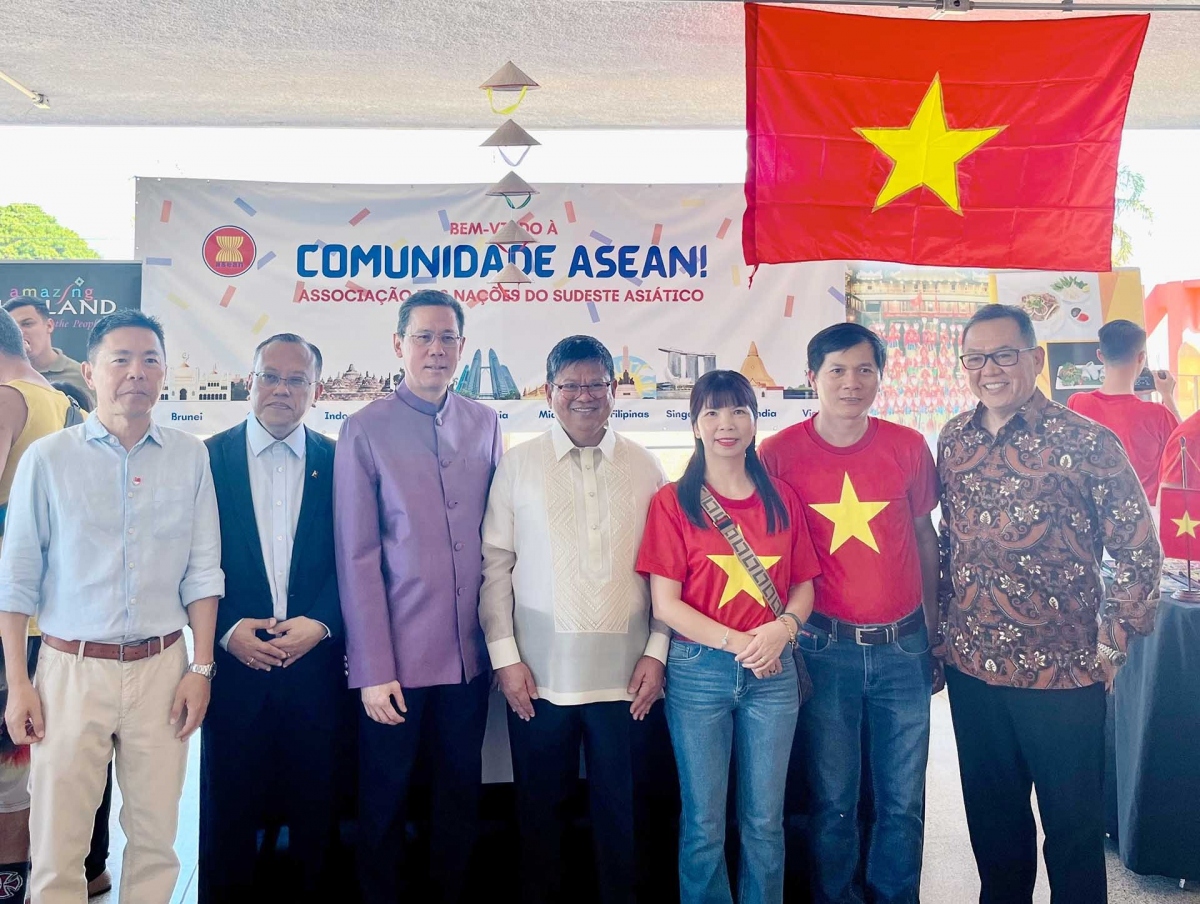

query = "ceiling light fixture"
[{"left": 0, "top": 69, "right": 49, "bottom": 108}]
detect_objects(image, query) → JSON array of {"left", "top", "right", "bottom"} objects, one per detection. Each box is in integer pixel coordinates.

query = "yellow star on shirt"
[
  {"left": 1173, "top": 511, "right": 1199, "bottom": 538},
  {"left": 855, "top": 74, "right": 1006, "bottom": 215},
  {"left": 809, "top": 473, "right": 890, "bottom": 554},
  {"left": 706, "top": 554, "right": 782, "bottom": 608}
]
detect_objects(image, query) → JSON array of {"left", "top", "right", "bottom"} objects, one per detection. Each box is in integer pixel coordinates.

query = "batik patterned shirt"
[{"left": 937, "top": 390, "right": 1161, "bottom": 689}]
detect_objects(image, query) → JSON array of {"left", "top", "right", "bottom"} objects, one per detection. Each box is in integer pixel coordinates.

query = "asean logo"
[{"left": 202, "top": 226, "right": 256, "bottom": 277}]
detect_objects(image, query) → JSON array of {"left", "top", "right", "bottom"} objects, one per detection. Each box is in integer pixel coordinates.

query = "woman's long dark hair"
[{"left": 677, "top": 370, "right": 790, "bottom": 534}]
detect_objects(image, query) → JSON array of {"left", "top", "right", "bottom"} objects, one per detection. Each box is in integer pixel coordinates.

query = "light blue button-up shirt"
[{"left": 0, "top": 417, "right": 225, "bottom": 643}]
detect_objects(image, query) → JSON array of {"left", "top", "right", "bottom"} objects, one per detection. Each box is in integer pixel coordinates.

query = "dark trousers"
[
  {"left": 356, "top": 674, "right": 490, "bottom": 904},
  {"left": 945, "top": 667, "right": 1107, "bottom": 904},
  {"left": 508, "top": 699, "right": 641, "bottom": 904},
  {"left": 800, "top": 623, "right": 932, "bottom": 904},
  {"left": 199, "top": 683, "right": 340, "bottom": 904},
  {"left": 84, "top": 763, "right": 113, "bottom": 883}
]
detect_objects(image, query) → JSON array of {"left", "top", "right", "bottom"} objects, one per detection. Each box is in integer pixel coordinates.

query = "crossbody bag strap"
[{"left": 699, "top": 486, "right": 786, "bottom": 618}]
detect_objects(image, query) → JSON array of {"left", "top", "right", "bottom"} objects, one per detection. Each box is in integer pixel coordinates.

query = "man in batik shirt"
[{"left": 938, "top": 304, "right": 1161, "bottom": 904}]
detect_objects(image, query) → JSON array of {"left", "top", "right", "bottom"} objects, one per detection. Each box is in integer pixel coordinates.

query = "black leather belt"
[{"left": 807, "top": 609, "right": 924, "bottom": 646}]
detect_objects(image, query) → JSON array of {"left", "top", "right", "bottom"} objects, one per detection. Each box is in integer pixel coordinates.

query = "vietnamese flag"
[
  {"left": 743, "top": 7, "right": 1148, "bottom": 271},
  {"left": 1160, "top": 486, "right": 1200, "bottom": 560}
]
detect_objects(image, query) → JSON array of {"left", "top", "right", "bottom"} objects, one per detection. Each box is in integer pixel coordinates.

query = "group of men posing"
[{"left": 0, "top": 287, "right": 1171, "bottom": 904}]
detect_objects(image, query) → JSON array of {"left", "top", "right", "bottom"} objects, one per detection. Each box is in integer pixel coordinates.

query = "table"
[{"left": 1113, "top": 583, "right": 1200, "bottom": 881}]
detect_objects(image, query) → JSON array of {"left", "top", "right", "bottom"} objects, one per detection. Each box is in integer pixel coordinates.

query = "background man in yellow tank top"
[{"left": 1, "top": 299, "right": 94, "bottom": 408}]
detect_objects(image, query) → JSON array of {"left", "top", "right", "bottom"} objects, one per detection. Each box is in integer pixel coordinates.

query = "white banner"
[{"left": 135, "top": 179, "right": 844, "bottom": 435}]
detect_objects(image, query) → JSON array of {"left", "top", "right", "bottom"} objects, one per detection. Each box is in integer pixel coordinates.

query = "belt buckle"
[
  {"left": 117, "top": 639, "right": 147, "bottom": 663},
  {"left": 853, "top": 624, "right": 898, "bottom": 645}
]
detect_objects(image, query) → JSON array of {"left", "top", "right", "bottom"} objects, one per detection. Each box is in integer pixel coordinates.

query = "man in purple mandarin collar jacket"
[{"left": 334, "top": 291, "right": 502, "bottom": 904}]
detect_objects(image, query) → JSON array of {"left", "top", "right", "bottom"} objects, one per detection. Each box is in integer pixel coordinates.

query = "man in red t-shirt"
[
  {"left": 1067, "top": 319, "right": 1179, "bottom": 503},
  {"left": 760, "top": 322, "right": 940, "bottom": 904},
  {"left": 1161, "top": 409, "right": 1200, "bottom": 489}
]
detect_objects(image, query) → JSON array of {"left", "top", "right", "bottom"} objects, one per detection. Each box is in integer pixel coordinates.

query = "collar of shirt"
[
  {"left": 42, "top": 349, "right": 70, "bottom": 375},
  {"left": 83, "top": 413, "right": 163, "bottom": 450},
  {"left": 246, "top": 413, "right": 306, "bottom": 458},
  {"left": 968, "top": 388, "right": 1050, "bottom": 440},
  {"left": 396, "top": 378, "right": 452, "bottom": 417},
  {"left": 550, "top": 420, "right": 616, "bottom": 462}
]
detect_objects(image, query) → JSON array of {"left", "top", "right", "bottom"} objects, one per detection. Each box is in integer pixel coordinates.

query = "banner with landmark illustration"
[{"left": 135, "top": 179, "right": 846, "bottom": 436}]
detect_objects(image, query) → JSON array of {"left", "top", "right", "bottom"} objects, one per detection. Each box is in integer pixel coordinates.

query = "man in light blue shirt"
[
  {"left": 0, "top": 310, "right": 223, "bottom": 904},
  {"left": 200, "top": 333, "right": 342, "bottom": 904}
]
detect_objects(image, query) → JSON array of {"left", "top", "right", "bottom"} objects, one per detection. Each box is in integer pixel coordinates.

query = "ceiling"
[{"left": 2, "top": 0, "right": 1198, "bottom": 129}]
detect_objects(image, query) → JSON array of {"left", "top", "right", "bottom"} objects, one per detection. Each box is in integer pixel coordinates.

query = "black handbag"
[{"left": 699, "top": 487, "right": 814, "bottom": 705}]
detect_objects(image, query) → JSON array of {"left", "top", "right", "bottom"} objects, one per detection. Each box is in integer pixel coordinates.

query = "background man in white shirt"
[
  {"left": 480, "top": 335, "right": 670, "bottom": 904},
  {"left": 200, "top": 333, "right": 343, "bottom": 904}
]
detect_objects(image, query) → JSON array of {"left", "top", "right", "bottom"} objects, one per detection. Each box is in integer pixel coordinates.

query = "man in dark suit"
[{"left": 199, "top": 333, "right": 344, "bottom": 904}]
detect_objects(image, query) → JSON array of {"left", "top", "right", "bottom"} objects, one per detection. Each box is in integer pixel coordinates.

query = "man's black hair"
[
  {"left": 86, "top": 310, "right": 166, "bottom": 362},
  {"left": 807, "top": 322, "right": 886, "bottom": 374}
]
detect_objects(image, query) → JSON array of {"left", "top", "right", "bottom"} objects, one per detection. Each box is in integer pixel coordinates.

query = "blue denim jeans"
[
  {"left": 798, "top": 620, "right": 932, "bottom": 904},
  {"left": 664, "top": 639, "right": 800, "bottom": 904}
]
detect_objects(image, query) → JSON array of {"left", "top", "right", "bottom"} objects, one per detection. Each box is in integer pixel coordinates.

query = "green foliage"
[
  {"left": 1112, "top": 165, "right": 1153, "bottom": 268},
  {"left": 0, "top": 203, "right": 100, "bottom": 260}
]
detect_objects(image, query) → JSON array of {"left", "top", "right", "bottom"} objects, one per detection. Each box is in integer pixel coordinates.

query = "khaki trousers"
[{"left": 29, "top": 640, "right": 189, "bottom": 904}]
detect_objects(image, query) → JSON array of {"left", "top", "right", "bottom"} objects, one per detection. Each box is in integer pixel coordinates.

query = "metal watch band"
[{"left": 188, "top": 661, "right": 216, "bottom": 680}]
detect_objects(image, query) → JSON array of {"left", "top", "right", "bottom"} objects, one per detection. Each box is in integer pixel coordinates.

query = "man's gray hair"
[{"left": 252, "top": 333, "right": 323, "bottom": 379}]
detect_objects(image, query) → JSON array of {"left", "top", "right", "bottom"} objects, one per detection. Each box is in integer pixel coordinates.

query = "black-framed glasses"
[
  {"left": 406, "top": 332, "right": 462, "bottom": 348},
  {"left": 550, "top": 381, "right": 612, "bottom": 398},
  {"left": 254, "top": 372, "right": 316, "bottom": 391},
  {"left": 959, "top": 347, "right": 1038, "bottom": 371}
]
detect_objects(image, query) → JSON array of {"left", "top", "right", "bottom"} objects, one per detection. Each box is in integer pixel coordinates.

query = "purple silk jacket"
[{"left": 334, "top": 381, "right": 502, "bottom": 689}]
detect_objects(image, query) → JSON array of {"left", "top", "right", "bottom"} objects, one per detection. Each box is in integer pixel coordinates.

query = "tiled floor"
[{"left": 93, "top": 693, "right": 1193, "bottom": 903}]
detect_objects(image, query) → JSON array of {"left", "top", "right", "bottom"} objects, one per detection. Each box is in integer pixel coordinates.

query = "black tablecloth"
[{"left": 1113, "top": 591, "right": 1200, "bottom": 880}]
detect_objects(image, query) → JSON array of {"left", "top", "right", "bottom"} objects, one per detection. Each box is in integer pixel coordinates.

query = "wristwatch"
[
  {"left": 188, "top": 661, "right": 217, "bottom": 680},
  {"left": 1097, "top": 643, "right": 1127, "bottom": 668}
]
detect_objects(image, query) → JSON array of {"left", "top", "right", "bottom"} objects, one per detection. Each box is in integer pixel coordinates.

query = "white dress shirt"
[
  {"left": 480, "top": 422, "right": 670, "bottom": 705},
  {"left": 219, "top": 415, "right": 307, "bottom": 650}
]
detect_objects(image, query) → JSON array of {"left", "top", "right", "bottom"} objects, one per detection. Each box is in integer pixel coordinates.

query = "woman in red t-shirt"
[{"left": 636, "top": 370, "right": 819, "bottom": 904}]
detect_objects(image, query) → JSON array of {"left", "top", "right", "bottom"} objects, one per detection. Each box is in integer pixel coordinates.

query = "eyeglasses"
[
  {"left": 406, "top": 332, "right": 462, "bottom": 348},
  {"left": 550, "top": 381, "right": 612, "bottom": 398},
  {"left": 254, "top": 372, "right": 316, "bottom": 391},
  {"left": 959, "top": 347, "right": 1038, "bottom": 371}
]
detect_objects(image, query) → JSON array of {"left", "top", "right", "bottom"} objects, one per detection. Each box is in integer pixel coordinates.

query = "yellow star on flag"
[
  {"left": 1173, "top": 511, "right": 1199, "bottom": 538},
  {"left": 809, "top": 473, "right": 890, "bottom": 554},
  {"left": 706, "top": 554, "right": 782, "bottom": 608},
  {"left": 855, "top": 74, "right": 1006, "bottom": 215}
]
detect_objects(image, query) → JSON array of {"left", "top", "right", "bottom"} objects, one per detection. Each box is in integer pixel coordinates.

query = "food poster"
[
  {"left": 1046, "top": 340, "right": 1103, "bottom": 405},
  {"left": 994, "top": 271, "right": 1103, "bottom": 341},
  {"left": 988, "top": 268, "right": 1145, "bottom": 402}
]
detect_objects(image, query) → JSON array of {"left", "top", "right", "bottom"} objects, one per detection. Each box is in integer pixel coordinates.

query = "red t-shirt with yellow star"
[
  {"left": 635, "top": 480, "right": 821, "bottom": 632},
  {"left": 760, "top": 417, "right": 937, "bottom": 624}
]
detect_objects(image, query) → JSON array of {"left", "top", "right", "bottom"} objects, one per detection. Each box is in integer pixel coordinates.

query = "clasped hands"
[
  {"left": 226, "top": 616, "right": 327, "bottom": 672},
  {"left": 732, "top": 620, "right": 791, "bottom": 679}
]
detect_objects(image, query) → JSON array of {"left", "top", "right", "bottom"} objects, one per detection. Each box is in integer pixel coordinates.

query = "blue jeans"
[
  {"left": 798, "top": 620, "right": 932, "bottom": 904},
  {"left": 665, "top": 639, "right": 800, "bottom": 904}
]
